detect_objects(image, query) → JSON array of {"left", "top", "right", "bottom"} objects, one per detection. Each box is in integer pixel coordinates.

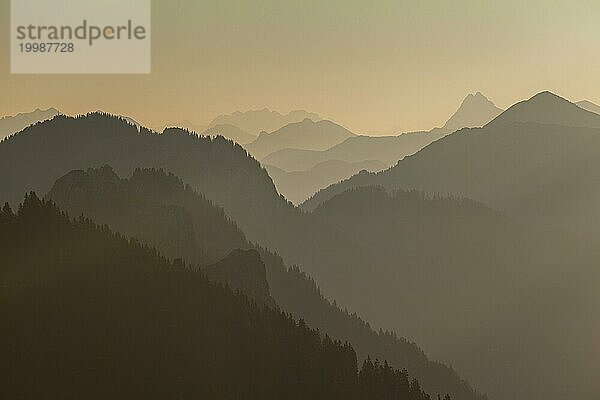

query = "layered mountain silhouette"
[
  {"left": 0, "top": 107, "right": 59, "bottom": 141},
  {"left": 246, "top": 118, "right": 356, "bottom": 159},
  {"left": 302, "top": 91, "right": 600, "bottom": 234},
  {"left": 46, "top": 165, "right": 484, "bottom": 400},
  {"left": 202, "top": 123, "right": 256, "bottom": 144},
  {"left": 263, "top": 92, "right": 501, "bottom": 174},
  {"left": 47, "top": 165, "right": 275, "bottom": 307},
  {"left": 6, "top": 106, "right": 599, "bottom": 399},
  {"left": 310, "top": 186, "right": 600, "bottom": 400},
  {"left": 1, "top": 193, "right": 439, "bottom": 400},
  {"left": 442, "top": 92, "right": 503, "bottom": 131},
  {"left": 0, "top": 115, "right": 374, "bottom": 315},
  {"left": 208, "top": 108, "right": 321, "bottom": 135},
  {"left": 575, "top": 99, "right": 600, "bottom": 115},
  {"left": 0, "top": 114, "right": 518, "bottom": 400},
  {"left": 46, "top": 166, "right": 247, "bottom": 265},
  {"left": 265, "top": 160, "right": 386, "bottom": 204},
  {"left": 292, "top": 92, "right": 600, "bottom": 400},
  {"left": 260, "top": 93, "right": 501, "bottom": 203},
  {"left": 263, "top": 131, "right": 447, "bottom": 172},
  {"left": 0, "top": 115, "right": 371, "bottom": 298}
]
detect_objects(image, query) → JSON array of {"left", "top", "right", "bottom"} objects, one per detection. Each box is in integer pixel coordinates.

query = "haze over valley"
[
  {"left": 3, "top": 91, "right": 600, "bottom": 400},
  {"left": 3, "top": 1, "right": 600, "bottom": 398}
]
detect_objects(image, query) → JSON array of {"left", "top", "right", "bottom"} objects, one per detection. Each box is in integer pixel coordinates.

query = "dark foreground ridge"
[{"left": 0, "top": 193, "right": 439, "bottom": 400}]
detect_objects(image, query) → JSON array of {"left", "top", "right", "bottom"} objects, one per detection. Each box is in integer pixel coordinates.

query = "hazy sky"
[{"left": 1, "top": 0, "right": 600, "bottom": 133}]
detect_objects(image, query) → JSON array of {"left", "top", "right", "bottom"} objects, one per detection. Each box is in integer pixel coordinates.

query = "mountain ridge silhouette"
[
  {"left": 302, "top": 91, "right": 600, "bottom": 212},
  {"left": 246, "top": 118, "right": 356, "bottom": 159},
  {"left": 208, "top": 108, "right": 321, "bottom": 135}
]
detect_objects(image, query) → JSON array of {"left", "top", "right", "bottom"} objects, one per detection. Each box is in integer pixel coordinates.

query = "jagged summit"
[
  {"left": 468, "top": 91, "right": 490, "bottom": 102},
  {"left": 442, "top": 92, "right": 503, "bottom": 132}
]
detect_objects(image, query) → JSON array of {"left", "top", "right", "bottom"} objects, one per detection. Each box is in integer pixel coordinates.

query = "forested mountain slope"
[
  {"left": 0, "top": 193, "right": 436, "bottom": 400},
  {"left": 47, "top": 166, "right": 485, "bottom": 400}
]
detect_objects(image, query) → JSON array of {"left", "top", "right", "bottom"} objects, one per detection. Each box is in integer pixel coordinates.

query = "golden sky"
[{"left": 1, "top": 0, "right": 599, "bottom": 133}]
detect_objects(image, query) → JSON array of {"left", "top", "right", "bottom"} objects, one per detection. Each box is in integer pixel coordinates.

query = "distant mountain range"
[
  {"left": 263, "top": 131, "right": 447, "bottom": 172},
  {"left": 246, "top": 118, "right": 356, "bottom": 159},
  {"left": 208, "top": 108, "right": 321, "bottom": 135},
  {"left": 265, "top": 159, "right": 386, "bottom": 204},
  {"left": 302, "top": 91, "right": 600, "bottom": 216},
  {"left": 261, "top": 92, "right": 502, "bottom": 203},
  {"left": 264, "top": 92, "right": 503, "bottom": 172},
  {"left": 0, "top": 108, "right": 59, "bottom": 141}
]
